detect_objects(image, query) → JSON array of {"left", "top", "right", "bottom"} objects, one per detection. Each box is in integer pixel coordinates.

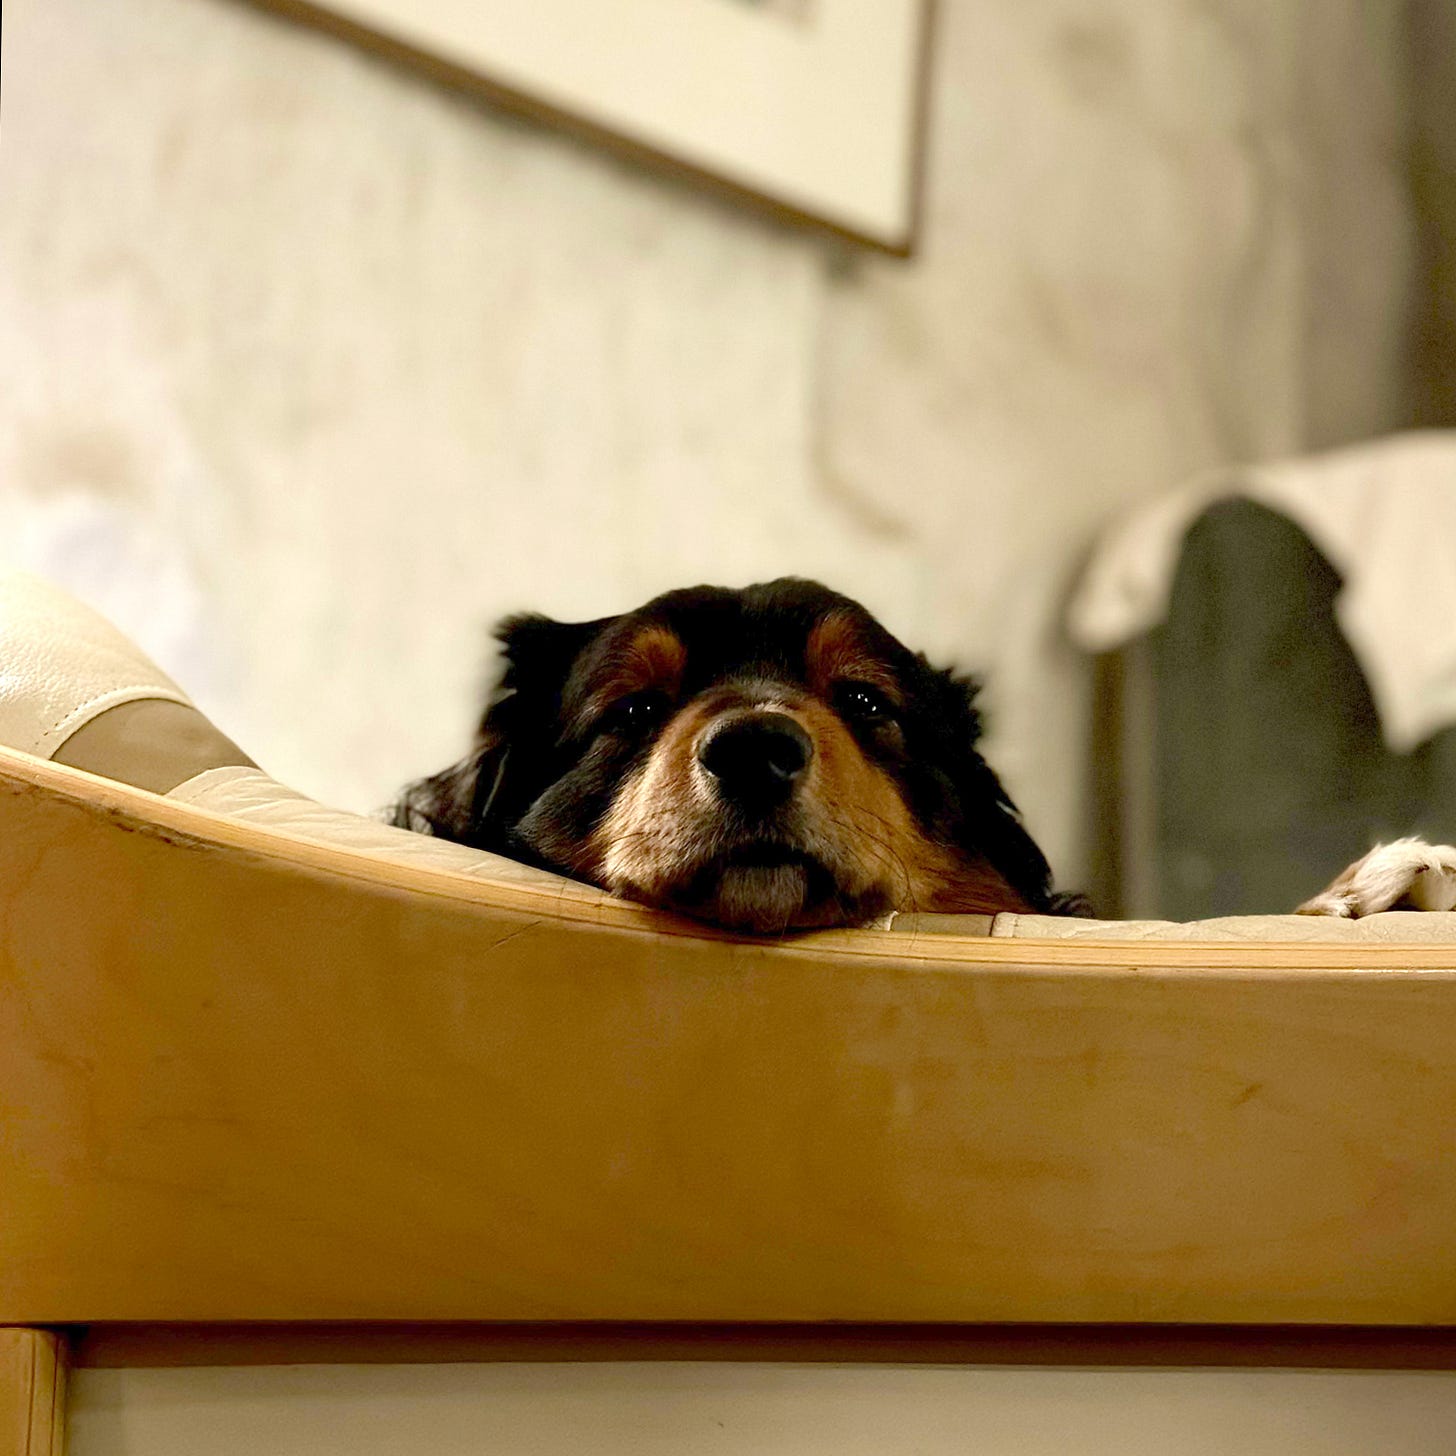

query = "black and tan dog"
[
  {"left": 395, "top": 577, "right": 1454, "bottom": 933},
  {"left": 393, "top": 578, "right": 1088, "bottom": 932}
]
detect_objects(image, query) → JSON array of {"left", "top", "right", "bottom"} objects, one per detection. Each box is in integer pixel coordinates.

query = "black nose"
[{"left": 698, "top": 712, "right": 812, "bottom": 808}]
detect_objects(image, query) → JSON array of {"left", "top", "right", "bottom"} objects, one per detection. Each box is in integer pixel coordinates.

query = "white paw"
[{"left": 1298, "top": 838, "right": 1456, "bottom": 917}]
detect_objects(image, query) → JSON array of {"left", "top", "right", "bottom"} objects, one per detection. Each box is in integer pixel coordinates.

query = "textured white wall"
[{"left": 0, "top": 0, "right": 1414, "bottom": 888}]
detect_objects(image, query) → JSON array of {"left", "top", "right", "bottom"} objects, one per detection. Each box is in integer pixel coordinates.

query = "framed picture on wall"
[{"left": 247, "top": 0, "right": 934, "bottom": 255}]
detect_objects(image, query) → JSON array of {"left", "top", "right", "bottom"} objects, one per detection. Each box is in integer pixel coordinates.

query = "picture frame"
[{"left": 244, "top": 0, "right": 935, "bottom": 256}]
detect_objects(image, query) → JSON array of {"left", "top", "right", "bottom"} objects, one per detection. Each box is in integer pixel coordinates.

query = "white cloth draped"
[{"left": 1068, "top": 431, "right": 1456, "bottom": 752}]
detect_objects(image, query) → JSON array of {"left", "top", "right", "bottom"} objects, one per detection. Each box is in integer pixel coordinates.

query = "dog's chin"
[
  {"left": 697, "top": 861, "right": 819, "bottom": 934},
  {"left": 619, "top": 847, "right": 885, "bottom": 935}
]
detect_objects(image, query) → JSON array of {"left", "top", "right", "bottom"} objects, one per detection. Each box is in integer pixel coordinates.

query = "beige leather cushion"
[
  {"left": 0, "top": 570, "right": 192, "bottom": 758},
  {"left": 168, "top": 765, "right": 602, "bottom": 896},
  {"left": 56, "top": 698, "right": 254, "bottom": 794},
  {"left": 985, "top": 909, "right": 1456, "bottom": 943},
  {"left": 0, "top": 569, "right": 252, "bottom": 792}
]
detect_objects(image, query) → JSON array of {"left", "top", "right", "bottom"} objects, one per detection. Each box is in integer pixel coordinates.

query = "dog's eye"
[
  {"left": 602, "top": 690, "right": 672, "bottom": 736},
  {"left": 834, "top": 682, "right": 895, "bottom": 725}
]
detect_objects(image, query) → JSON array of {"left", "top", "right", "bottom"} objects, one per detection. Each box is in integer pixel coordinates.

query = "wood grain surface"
[
  {"left": 2, "top": 748, "right": 1456, "bottom": 1327},
  {"left": 0, "top": 1331, "right": 66, "bottom": 1456}
]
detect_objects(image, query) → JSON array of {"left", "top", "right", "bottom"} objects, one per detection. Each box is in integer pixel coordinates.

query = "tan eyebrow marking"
[
  {"left": 806, "top": 611, "right": 901, "bottom": 705},
  {"left": 576, "top": 624, "right": 687, "bottom": 732},
  {"left": 794, "top": 697, "right": 1031, "bottom": 915}
]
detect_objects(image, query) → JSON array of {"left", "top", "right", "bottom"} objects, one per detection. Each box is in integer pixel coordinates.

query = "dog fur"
[
  {"left": 393, "top": 578, "right": 1085, "bottom": 932},
  {"left": 1297, "top": 839, "right": 1456, "bottom": 917}
]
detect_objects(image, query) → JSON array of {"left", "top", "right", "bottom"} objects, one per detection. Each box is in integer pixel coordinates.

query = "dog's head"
[{"left": 394, "top": 578, "right": 1057, "bottom": 932}]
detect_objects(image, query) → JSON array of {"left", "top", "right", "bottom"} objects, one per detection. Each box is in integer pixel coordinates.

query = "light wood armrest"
[{"left": 1, "top": 743, "right": 1454, "bottom": 1331}]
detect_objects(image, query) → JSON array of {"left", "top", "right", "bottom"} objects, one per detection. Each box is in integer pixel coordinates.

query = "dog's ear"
[
  {"left": 924, "top": 666, "right": 1059, "bottom": 913},
  {"left": 391, "top": 612, "right": 607, "bottom": 848}
]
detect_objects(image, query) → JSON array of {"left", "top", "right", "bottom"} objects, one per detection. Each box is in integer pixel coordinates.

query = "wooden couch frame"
[{"left": 3, "top": 746, "right": 1456, "bottom": 1452}]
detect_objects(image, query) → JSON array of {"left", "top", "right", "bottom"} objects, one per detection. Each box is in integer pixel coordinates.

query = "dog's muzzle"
[{"left": 697, "top": 710, "right": 812, "bottom": 813}]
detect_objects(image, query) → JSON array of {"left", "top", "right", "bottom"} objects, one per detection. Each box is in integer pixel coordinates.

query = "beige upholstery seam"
[{"left": 42, "top": 685, "right": 192, "bottom": 757}]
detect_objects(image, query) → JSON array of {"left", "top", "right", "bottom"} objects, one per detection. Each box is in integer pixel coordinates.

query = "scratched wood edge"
[
  {"left": 68, "top": 1321, "right": 1456, "bottom": 1372},
  {"left": 0, "top": 1331, "right": 66, "bottom": 1456},
  {"left": 229, "top": 0, "right": 932, "bottom": 258},
  {"left": 0, "top": 745, "right": 1450, "bottom": 972}
]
